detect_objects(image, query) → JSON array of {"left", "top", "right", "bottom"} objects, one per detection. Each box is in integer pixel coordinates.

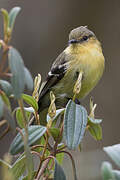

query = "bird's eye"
[{"left": 82, "top": 36, "right": 88, "bottom": 41}]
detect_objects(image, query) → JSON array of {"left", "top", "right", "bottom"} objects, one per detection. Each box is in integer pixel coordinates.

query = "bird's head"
[{"left": 68, "top": 26, "right": 101, "bottom": 50}]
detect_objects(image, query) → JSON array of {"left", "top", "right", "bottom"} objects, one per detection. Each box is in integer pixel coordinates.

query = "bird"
[{"left": 38, "top": 26, "right": 105, "bottom": 124}]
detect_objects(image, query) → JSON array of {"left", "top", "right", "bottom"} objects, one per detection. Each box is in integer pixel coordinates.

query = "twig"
[
  {"left": 43, "top": 155, "right": 55, "bottom": 162},
  {"left": 31, "top": 144, "right": 50, "bottom": 151},
  {"left": 57, "top": 150, "right": 77, "bottom": 180},
  {"left": 35, "top": 132, "right": 49, "bottom": 178},
  {"left": 57, "top": 145, "right": 67, "bottom": 152},
  {"left": 31, "top": 151, "right": 42, "bottom": 161},
  {"left": 48, "top": 157, "right": 54, "bottom": 170},
  {"left": 36, "top": 158, "right": 51, "bottom": 180}
]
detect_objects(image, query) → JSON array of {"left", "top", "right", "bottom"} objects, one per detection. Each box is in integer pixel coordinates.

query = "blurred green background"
[{"left": 0, "top": 0, "right": 120, "bottom": 179}]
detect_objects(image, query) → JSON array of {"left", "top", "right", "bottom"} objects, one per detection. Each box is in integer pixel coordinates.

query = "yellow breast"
[{"left": 63, "top": 39, "right": 105, "bottom": 98}]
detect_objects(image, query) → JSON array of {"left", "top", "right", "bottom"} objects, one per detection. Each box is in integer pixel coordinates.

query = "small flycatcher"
[{"left": 38, "top": 26, "right": 105, "bottom": 114}]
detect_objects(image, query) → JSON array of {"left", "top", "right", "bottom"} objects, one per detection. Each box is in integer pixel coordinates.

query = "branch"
[
  {"left": 57, "top": 150, "right": 77, "bottom": 180},
  {"left": 36, "top": 158, "right": 51, "bottom": 180}
]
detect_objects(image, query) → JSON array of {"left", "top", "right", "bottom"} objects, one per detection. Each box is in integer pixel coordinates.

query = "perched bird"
[{"left": 38, "top": 26, "right": 105, "bottom": 121}]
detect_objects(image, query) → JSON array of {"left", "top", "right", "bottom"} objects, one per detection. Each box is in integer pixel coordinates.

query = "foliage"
[{"left": 0, "top": 7, "right": 104, "bottom": 180}]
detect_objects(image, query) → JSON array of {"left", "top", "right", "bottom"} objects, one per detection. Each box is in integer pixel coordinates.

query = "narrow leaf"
[
  {"left": 8, "top": 47, "right": 25, "bottom": 99},
  {"left": 22, "top": 94, "right": 38, "bottom": 111},
  {"left": 0, "top": 96, "right": 4, "bottom": 118},
  {"left": 54, "top": 159, "right": 66, "bottom": 180},
  {"left": 88, "top": 123, "right": 102, "bottom": 140},
  {"left": 64, "top": 100, "right": 87, "bottom": 150},
  {"left": 104, "top": 144, "right": 120, "bottom": 168},
  {"left": 101, "top": 161, "right": 115, "bottom": 180},
  {"left": 0, "top": 80, "right": 13, "bottom": 96},
  {"left": 24, "top": 67, "right": 33, "bottom": 91},
  {"left": 9, "top": 125, "right": 47, "bottom": 155},
  {"left": 9, "top": 7, "right": 21, "bottom": 30}
]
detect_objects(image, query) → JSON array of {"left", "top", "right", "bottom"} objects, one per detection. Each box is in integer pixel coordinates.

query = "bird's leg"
[{"left": 75, "top": 98, "right": 81, "bottom": 105}]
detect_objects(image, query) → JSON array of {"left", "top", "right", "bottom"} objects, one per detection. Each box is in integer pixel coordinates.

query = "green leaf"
[
  {"left": 88, "top": 116, "right": 102, "bottom": 124},
  {"left": 101, "top": 161, "right": 115, "bottom": 180},
  {"left": 8, "top": 47, "right": 25, "bottom": 99},
  {"left": 4, "top": 106, "right": 16, "bottom": 131},
  {"left": 11, "top": 155, "right": 26, "bottom": 179},
  {"left": 8, "top": 7, "right": 21, "bottom": 30},
  {"left": 112, "top": 170, "right": 120, "bottom": 180},
  {"left": 22, "top": 94, "right": 38, "bottom": 111},
  {"left": 0, "top": 96, "right": 4, "bottom": 118},
  {"left": 24, "top": 67, "right": 33, "bottom": 91},
  {"left": 9, "top": 125, "right": 47, "bottom": 155},
  {"left": 0, "top": 90, "right": 11, "bottom": 111},
  {"left": 16, "top": 108, "right": 31, "bottom": 128},
  {"left": 1, "top": 8, "right": 9, "bottom": 35},
  {"left": 54, "top": 159, "right": 66, "bottom": 180},
  {"left": 104, "top": 144, "right": 120, "bottom": 168},
  {"left": 0, "top": 80, "right": 13, "bottom": 96},
  {"left": 64, "top": 100, "right": 87, "bottom": 150},
  {"left": 49, "top": 127, "right": 62, "bottom": 143},
  {"left": 88, "top": 122, "right": 102, "bottom": 140}
]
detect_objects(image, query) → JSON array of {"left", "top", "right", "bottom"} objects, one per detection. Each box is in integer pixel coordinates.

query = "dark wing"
[{"left": 38, "top": 51, "right": 68, "bottom": 104}]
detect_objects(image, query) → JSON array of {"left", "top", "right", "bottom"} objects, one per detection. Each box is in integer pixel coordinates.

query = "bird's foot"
[{"left": 75, "top": 98, "right": 81, "bottom": 105}]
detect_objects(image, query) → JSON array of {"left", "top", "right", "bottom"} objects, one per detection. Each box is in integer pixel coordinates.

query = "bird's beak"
[{"left": 68, "top": 39, "right": 77, "bottom": 45}]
